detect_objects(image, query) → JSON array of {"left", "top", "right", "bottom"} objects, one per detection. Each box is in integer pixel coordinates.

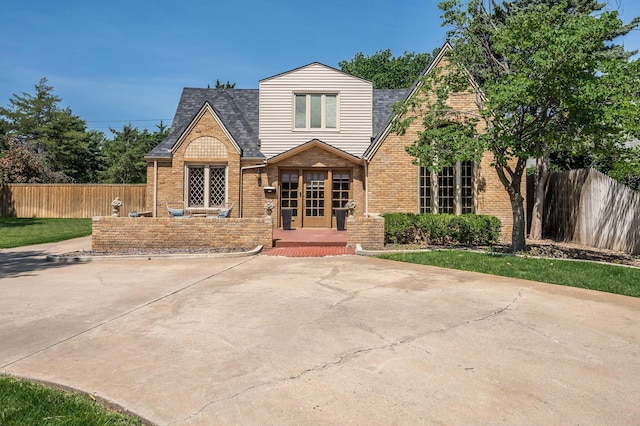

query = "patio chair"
[
  {"left": 166, "top": 201, "right": 189, "bottom": 218},
  {"left": 206, "top": 202, "right": 233, "bottom": 218}
]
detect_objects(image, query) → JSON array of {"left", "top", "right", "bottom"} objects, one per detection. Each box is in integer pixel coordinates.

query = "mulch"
[{"left": 397, "top": 240, "right": 640, "bottom": 268}]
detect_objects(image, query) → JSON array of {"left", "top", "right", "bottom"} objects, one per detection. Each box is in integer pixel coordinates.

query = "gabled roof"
[
  {"left": 268, "top": 139, "right": 364, "bottom": 165},
  {"left": 147, "top": 86, "right": 406, "bottom": 160},
  {"left": 146, "top": 52, "right": 450, "bottom": 161},
  {"left": 146, "top": 88, "right": 262, "bottom": 160},
  {"left": 169, "top": 102, "right": 242, "bottom": 155},
  {"left": 364, "top": 42, "right": 484, "bottom": 160},
  {"left": 260, "top": 62, "right": 372, "bottom": 85}
]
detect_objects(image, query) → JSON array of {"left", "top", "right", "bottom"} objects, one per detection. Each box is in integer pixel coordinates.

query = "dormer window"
[{"left": 294, "top": 94, "right": 337, "bottom": 130}]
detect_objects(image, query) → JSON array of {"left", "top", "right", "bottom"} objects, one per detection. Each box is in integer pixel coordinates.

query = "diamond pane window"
[
  {"left": 209, "top": 166, "right": 226, "bottom": 205},
  {"left": 187, "top": 165, "right": 226, "bottom": 208},
  {"left": 188, "top": 166, "right": 205, "bottom": 207}
]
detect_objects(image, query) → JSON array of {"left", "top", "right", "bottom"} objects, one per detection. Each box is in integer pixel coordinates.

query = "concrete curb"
[
  {"left": 355, "top": 244, "right": 435, "bottom": 257},
  {"left": 45, "top": 245, "right": 264, "bottom": 263},
  {"left": 3, "top": 374, "right": 156, "bottom": 425}
]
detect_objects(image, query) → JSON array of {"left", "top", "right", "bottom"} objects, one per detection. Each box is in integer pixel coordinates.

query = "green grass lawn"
[
  {"left": 0, "top": 376, "right": 143, "bottom": 425},
  {"left": 0, "top": 218, "right": 92, "bottom": 249},
  {"left": 379, "top": 250, "right": 640, "bottom": 297}
]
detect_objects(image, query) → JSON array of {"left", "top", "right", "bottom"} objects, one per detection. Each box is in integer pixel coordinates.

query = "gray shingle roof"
[
  {"left": 146, "top": 88, "right": 261, "bottom": 159},
  {"left": 147, "top": 87, "right": 409, "bottom": 160},
  {"left": 372, "top": 89, "right": 409, "bottom": 139}
]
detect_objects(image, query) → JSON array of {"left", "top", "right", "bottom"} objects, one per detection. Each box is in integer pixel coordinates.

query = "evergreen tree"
[
  {"left": 99, "top": 123, "right": 168, "bottom": 184},
  {"left": 0, "top": 78, "right": 102, "bottom": 183}
]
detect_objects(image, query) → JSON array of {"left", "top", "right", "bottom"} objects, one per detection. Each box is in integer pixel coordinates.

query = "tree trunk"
[
  {"left": 508, "top": 186, "right": 527, "bottom": 252},
  {"left": 494, "top": 159, "right": 527, "bottom": 253},
  {"left": 529, "top": 156, "right": 550, "bottom": 240}
]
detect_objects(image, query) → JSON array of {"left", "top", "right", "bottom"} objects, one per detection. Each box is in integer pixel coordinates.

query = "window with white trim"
[
  {"left": 186, "top": 165, "right": 226, "bottom": 207},
  {"left": 294, "top": 94, "right": 337, "bottom": 129},
  {"left": 420, "top": 161, "right": 475, "bottom": 214}
]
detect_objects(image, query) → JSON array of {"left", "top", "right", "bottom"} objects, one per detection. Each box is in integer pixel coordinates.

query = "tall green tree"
[
  {"left": 339, "top": 49, "right": 438, "bottom": 89},
  {"left": 0, "top": 78, "right": 102, "bottom": 183},
  {"left": 394, "top": 0, "right": 640, "bottom": 251},
  {"left": 214, "top": 79, "right": 236, "bottom": 89},
  {"left": 99, "top": 122, "right": 168, "bottom": 184}
]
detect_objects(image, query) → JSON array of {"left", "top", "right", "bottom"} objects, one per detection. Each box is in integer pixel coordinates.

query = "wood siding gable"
[{"left": 259, "top": 63, "right": 373, "bottom": 159}]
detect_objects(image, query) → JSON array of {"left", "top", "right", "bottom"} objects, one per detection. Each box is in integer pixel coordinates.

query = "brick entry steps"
[
  {"left": 265, "top": 246, "right": 356, "bottom": 257},
  {"left": 266, "top": 228, "right": 355, "bottom": 257}
]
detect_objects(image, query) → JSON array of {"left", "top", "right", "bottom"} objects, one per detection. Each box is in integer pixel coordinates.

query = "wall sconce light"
[{"left": 256, "top": 167, "right": 262, "bottom": 186}]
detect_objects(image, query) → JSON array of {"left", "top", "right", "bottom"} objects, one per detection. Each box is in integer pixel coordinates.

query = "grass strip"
[
  {"left": 379, "top": 250, "right": 640, "bottom": 297},
  {"left": 0, "top": 218, "right": 92, "bottom": 248},
  {"left": 0, "top": 376, "right": 143, "bottom": 425}
]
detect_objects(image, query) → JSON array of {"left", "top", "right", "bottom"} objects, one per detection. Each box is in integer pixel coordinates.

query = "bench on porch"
[
  {"left": 128, "top": 210, "right": 153, "bottom": 217},
  {"left": 166, "top": 201, "right": 233, "bottom": 218}
]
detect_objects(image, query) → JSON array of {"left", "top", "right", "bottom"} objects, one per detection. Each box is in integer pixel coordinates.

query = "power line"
[{"left": 85, "top": 118, "right": 172, "bottom": 123}]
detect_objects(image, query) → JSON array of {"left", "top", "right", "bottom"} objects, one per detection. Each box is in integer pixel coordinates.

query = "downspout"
[
  {"left": 153, "top": 160, "right": 158, "bottom": 217},
  {"left": 364, "top": 160, "right": 369, "bottom": 216},
  {"left": 239, "top": 163, "right": 267, "bottom": 217}
]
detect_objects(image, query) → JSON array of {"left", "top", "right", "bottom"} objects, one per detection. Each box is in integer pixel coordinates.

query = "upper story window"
[{"left": 295, "top": 94, "right": 337, "bottom": 130}]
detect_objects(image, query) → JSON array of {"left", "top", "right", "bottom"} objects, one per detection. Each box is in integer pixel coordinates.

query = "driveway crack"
[
  {"left": 436, "top": 288, "right": 524, "bottom": 334},
  {"left": 178, "top": 288, "right": 525, "bottom": 423}
]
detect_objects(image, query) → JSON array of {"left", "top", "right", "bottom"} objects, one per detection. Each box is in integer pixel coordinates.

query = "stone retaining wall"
[{"left": 92, "top": 216, "right": 273, "bottom": 251}]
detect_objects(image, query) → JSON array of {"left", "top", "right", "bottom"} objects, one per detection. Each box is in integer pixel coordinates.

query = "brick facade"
[
  {"left": 92, "top": 216, "right": 273, "bottom": 251},
  {"left": 147, "top": 109, "right": 241, "bottom": 218},
  {"left": 145, "top": 49, "right": 524, "bottom": 245},
  {"left": 346, "top": 215, "right": 385, "bottom": 250},
  {"left": 366, "top": 57, "right": 521, "bottom": 242}
]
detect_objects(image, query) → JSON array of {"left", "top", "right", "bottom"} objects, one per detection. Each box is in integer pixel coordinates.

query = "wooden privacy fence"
[
  {"left": 543, "top": 169, "right": 640, "bottom": 255},
  {"left": 0, "top": 184, "right": 147, "bottom": 218}
]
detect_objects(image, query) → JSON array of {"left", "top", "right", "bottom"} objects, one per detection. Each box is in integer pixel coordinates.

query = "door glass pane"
[
  {"left": 305, "top": 172, "right": 325, "bottom": 217},
  {"left": 281, "top": 171, "right": 299, "bottom": 217},
  {"left": 331, "top": 172, "right": 350, "bottom": 213},
  {"left": 310, "top": 95, "right": 322, "bottom": 128},
  {"left": 325, "top": 95, "right": 336, "bottom": 128}
]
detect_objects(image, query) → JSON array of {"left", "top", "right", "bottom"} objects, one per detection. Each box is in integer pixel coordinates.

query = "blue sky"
[{"left": 1, "top": 0, "right": 639, "bottom": 133}]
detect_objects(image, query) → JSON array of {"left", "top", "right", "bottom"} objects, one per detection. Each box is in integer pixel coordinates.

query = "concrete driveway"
[{"left": 1, "top": 238, "right": 639, "bottom": 425}]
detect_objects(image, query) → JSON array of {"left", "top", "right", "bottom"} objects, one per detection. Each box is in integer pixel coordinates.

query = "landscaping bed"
[{"left": 386, "top": 240, "right": 640, "bottom": 268}]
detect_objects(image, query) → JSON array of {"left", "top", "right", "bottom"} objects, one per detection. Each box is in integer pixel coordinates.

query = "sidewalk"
[{"left": 1, "top": 236, "right": 91, "bottom": 255}]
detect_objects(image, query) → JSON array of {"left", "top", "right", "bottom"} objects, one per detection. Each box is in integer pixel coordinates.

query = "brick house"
[{"left": 145, "top": 43, "right": 520, "bottom": 241}]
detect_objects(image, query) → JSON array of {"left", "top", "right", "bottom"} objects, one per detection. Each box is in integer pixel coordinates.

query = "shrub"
[
  {"left": 383, "top": 212, "right": 418, "bottom": 244},
  {"left": 383, "top": 213, "right": 502, "bottom": 246},
  {"left": 415, "top": 213, "right": 452, "bottom": 244}
]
